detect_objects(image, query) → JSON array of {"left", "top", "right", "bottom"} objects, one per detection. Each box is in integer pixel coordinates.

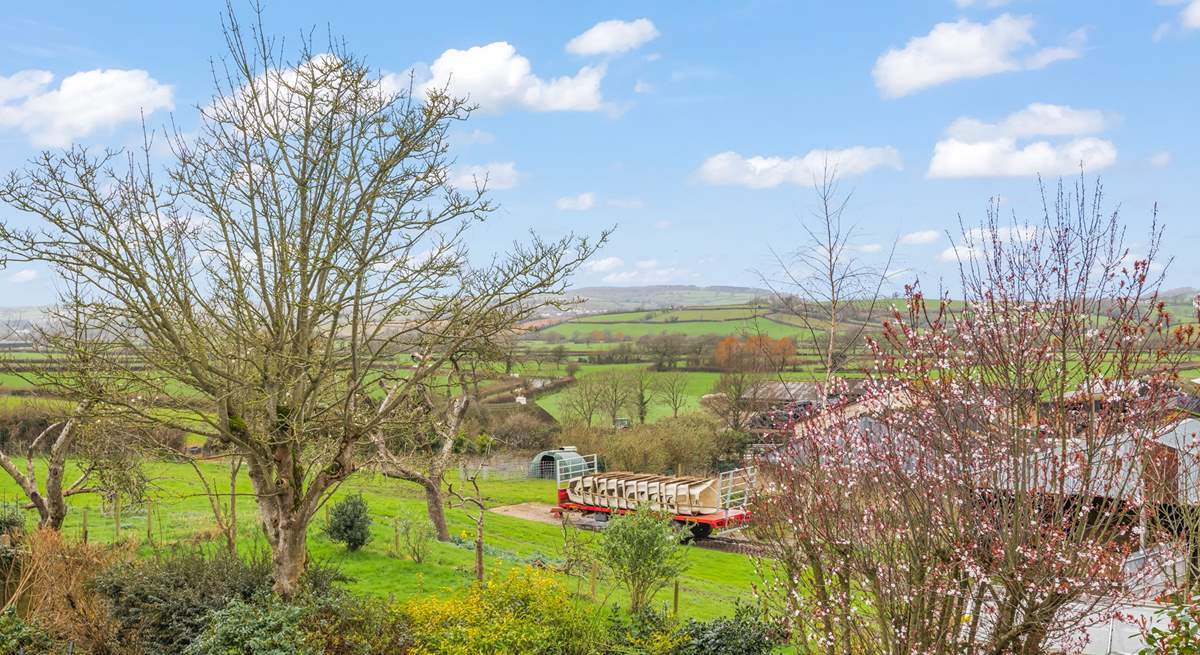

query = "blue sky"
[{"left": 2, "top": 1, "right": 1199, "bottom": 305}]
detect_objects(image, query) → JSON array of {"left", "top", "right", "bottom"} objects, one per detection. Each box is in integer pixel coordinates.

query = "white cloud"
[
  {"left": 556, "top": 192, "right": 596, "bottom": 211},
  {"left": 954, "top": 0, "right": 1010, "bottom": 7},
  {"left": 458, "top": 128, "right": 495, "bottom": 145},
  {"left": 418, "top": 42, "right": 605, "bottom": 113},
  {"left": 858, "top": 243, "right": 883, "bottom": 254},
  {"left": 607, "top": 198, "right": 645, "bottom": 209},
  {"left": 965, "top": 225, "right": 1037, "bottom": 242},
  {"left": 566, "top": 19, "right": 660, "bottom": 56},
  {"left": 929, "top": 137, "right": 1116, "bottom": 178},
  {"left": 940, "top": 245, "right": 980, "bottom": 262},
  {"left": 1149, "top": 151, "right": 1173, "bottom": 168},
  {"left": 633, "top": 80, "right": 653, "bottom": 94},
  {"left": 698, "top": 147, "right": 902, "bottom": 189},
  {"left": 654, "top": 220, "right": 672, "bottom": 229},
  {"left": 873, "top": 15, "right": 1083, "bottom": 98},
  {"left": 945, "top": 103, "right": 1111, "bottom": 141},
  {"left": 930, "top": 104, "right": 1116, "bottom": 178},
  {"left": 586, "top": 256, "right": 624, "bottom": 273},
  {"left": 0, "top": 70, "right": 53, "bottom": 103},
  {"left": 451, "top": 161, "right": 519, "bottom": 190},
  {"left": 6, "top": 268, "right": 37, "bottom": 283},
  {"left": 1186, "top": 1, "right": 1200, "bottom": 28},
  {"left": 0, "top": 68, "right": 173, "bottom": 147},
  {"left": 939, "top": 227, "right": 1037, "bottom": 262},
  {"left": 645, "top": 53, "right": 662, "bottom": 62},
  {"left": 1023, "top": 44, "right": 1081, "bottom": 70},
  {"left": 602, "top": 260, "right": 694, "bottom": 284},
  {"left": 900, "top": 229, "right": 941, "bottom": 245}
]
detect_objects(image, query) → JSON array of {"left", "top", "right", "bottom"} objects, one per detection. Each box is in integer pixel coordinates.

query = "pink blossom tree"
[{"left": 754, "top": 179, "right": 1200, "bottom": 654}]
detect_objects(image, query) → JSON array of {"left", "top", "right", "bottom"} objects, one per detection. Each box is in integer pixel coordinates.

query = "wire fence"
[{"left": 457, "top": 457, "right": 534, "bottom": 481}]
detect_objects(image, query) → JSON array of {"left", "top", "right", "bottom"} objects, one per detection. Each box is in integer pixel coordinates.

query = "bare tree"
[
  {"left": 186, "top": 456, "right": 242, "bottom": 554},
  {"left": 762, "top": 162, "right": 893, "bottom": 386},
  {"left": 596, "top": 371, "right": 632, "bottom": 427},
  {"left": 655, "top": 372, "right": 690, "bottom": 418},
  {"left": 370, "top": 394, "right": 467, "bottom": 542},
  {"left": 624, "top": 367, "right": 657, "bottom": 424},
  {"left": 0, "top": 401, "right": 92, "bottom": 530},
  {"left": 0, "top": 7, "right": 601, "bottom": 596},
  {"left": 703, "top": 371, "right": 762, "bottom": 432},
  {"left": 561, "top": 375, "right": 603, "bottom": 427},
  {"left": 448, "top": 462, "right": 488, "bottom": 582}
]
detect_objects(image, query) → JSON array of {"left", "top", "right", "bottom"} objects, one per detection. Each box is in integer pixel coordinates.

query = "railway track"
[{"left": 693, "top": 535, "right": 770, "bottom": 557}]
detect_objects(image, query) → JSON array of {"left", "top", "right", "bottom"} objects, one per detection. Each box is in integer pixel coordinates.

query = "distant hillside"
[
  {"left": 0, "top": 306, "right": 46, "bottom": 339},
  {"left": 1162, "top": 287, "right": 1199, "bottom": 302},
  {"left": 560, "top": 285, "right": 771, "bottom": 314}
]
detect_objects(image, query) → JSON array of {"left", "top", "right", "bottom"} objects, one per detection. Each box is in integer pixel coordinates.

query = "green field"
[
  {"left": 540, "top": 316, "right": 814, "bottom": 341},
  {"left": 0, "top": 458, "right": 758, "bottom": 620},
  {"left": 578, "top": 306, "right": 768, "bottom": 324},
  {"left": 529, "top": 363, "right": 845, "bottom": 424}
]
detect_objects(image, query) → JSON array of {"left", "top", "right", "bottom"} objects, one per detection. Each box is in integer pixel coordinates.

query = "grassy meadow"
[{"left": 0, "top": 457, "right": 760, "bottom": 621}]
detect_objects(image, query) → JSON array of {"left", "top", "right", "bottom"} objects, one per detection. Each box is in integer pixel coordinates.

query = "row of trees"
[
  {"left": 712, "top": 335, "right": 796, "bottom": 372},
  {"left": 559, "top": 369, "right": 692, "bottom": 426}
]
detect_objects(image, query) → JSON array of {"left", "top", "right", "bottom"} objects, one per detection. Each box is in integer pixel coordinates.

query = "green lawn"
[{"left": 0, "top": 457, "right": 759, "bottom": 620}]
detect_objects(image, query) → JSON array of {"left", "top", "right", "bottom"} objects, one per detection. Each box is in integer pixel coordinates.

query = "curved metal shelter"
[{"left": 530, "top": 446, "right": 586, "bottom": 480}]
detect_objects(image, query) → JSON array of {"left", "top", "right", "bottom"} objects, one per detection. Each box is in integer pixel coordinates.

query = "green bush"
[
  {"left": 0, "top": 608, "right": 53, "bottom": 655},
  {"left": 677, "top": 602, "right": 782, "bottom": 655},
  {"left": 395, "top": 515, "right": 434, "bottom": 563},
  {"left": 561, "top": 415, "right": 730, "bottom": 476},
  {"left": 324, "top": 494, "right": 373, "bottom": 551},
  {"left": 300, "top": 591, "right": 410, "bottom": 655},
  {"left": 0, "top": 502, "right": 24, "bottom": 538},
  {"left": 186, "top": 591, "right": 409, "bottom": 655},
  {"left": 89, "top": 548, "right": 274, "bottom": 654},
  {"left": 596, "top": 511, "right": 689, "bottom": 613},
  {"left": 1139, "top": 596, "right": 1200, "bottom": 654},
  {"left": 491, "top": 411, "right": 556, "bottom": 450},
  {"left": 91, "top": 547, "right": 347, "bottom": 654},
  {"left": 0, "top": 503, "right": 24, "bottom": 570},
  {"left": 601, "top": 607, "right": 684, "bottom": 655},
  {"left": 185, "top": 597, "right": 313, "bottom": 655}
]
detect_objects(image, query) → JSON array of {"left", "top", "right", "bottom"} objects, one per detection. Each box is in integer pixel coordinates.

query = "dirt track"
[{"left": 489, "top": 501, "right": 562, "bottom": 525}]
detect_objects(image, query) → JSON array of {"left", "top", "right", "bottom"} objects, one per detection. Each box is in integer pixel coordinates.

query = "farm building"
[{"left": 741, "top": 380, "right": 866, "bottom": 411}]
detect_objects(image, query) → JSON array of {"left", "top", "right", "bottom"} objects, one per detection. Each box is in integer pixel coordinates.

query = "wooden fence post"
[
  {"left": 113, "top": 496, "right": 121, "bottom": 543},
  {"left": 145, "top": 500, "right": 154, "bottom": 547},
  {"left": 81, "top": 508, "right": 89, "bottom": 544},
  {"left": 393, "top": 516, "right": 401, "bottom": 557},
  {"left": 590, "top": 561, "right": 599, "bottom": 600},
  {"left": 673, "top": 579, "right": 680, "bottom": 617}
]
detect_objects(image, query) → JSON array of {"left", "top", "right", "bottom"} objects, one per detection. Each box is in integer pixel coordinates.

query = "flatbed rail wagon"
[{"left": 551, "top": 453, "right": 756, "bottom": 539}]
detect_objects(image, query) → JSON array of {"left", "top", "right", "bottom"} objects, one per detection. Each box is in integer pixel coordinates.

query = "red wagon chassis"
[
  {"left": 551, "top": 489, "right": 752, "bottom": 538},
  {"left": 550, "top": 453, "right": 756, "bottom": 539}
]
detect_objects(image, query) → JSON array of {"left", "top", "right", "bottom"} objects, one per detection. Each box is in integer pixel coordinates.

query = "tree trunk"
[
  {"left": 42, "top": 454, "right": 69, "bottom": 530},
  {"left": 263, "top": 507, "right": 309, "bottom": 598},
  {"left": 422, "top": 478, "right": 450, "bottom": 541},
  {"left": 474, "top": 522, "right": 485, "bottom": 582},
  {"left": 228, "top": 457, "right": 239, "bottom": 556},
  {"left": 0, "top": 413, "right": 86, "bottom": 531}
]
